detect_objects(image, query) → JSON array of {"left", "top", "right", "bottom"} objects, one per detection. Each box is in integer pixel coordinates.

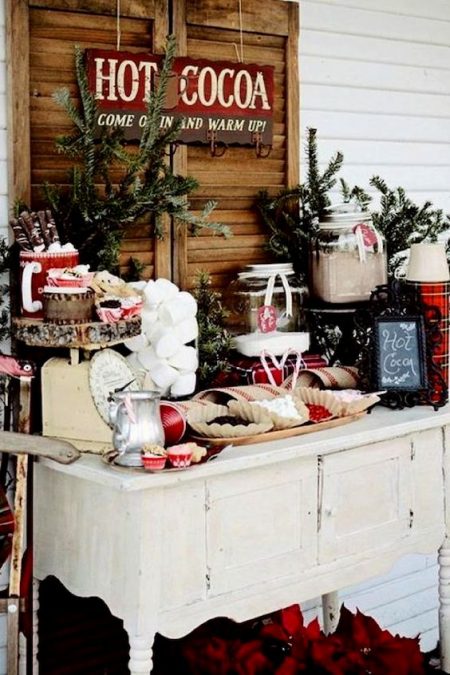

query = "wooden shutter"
[
  {"left": 172, "top": 0, "right": 299, "bottom": 291},
  {"left": 7, "top": 0, "right": 298, "bottom": 288},
  {"left": 7, "top": 0, "right": 170, "bottom": 279}
]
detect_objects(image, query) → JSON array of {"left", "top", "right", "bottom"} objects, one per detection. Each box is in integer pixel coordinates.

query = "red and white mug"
[{"left": 19, "top": 249, "right": 79, "bottom": 319}]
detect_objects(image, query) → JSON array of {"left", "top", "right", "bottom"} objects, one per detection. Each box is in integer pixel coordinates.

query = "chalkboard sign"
[{"left": 374, "top": 316, "right": 428, "bottom": 391}]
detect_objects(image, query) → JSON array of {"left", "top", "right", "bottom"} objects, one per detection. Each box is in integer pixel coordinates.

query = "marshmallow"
[
  {"left": 47, "top": 242, "right": 62, "bottom": 252},
  {"left": 174, "top": 317, "right": 198, "bottom": 344},
  {"left": 124, "top": 333, "right": 149, "bottom": 352},
  {"left": 144, "top": 278, "right": 179, "bottom": 307},
  {"left": 145, "top": 322, "right": 171, "bottom": 344},
  {"left": 168, "top": 345, "right": 198, "bottom": 371},
  {"left": 158, "top": 291, "right": 197, "bottom": 326},
  {"left": 170, "top": 371, "right": 197, "bottom": 397},
  {"left": 142, "top": 372, "right": 158, "bottom": 391},
  {"left": 149, "top": 361, "right": 179, "bottom": 390},
  {"left": 136, "top": 346, "right": 160, "bottom": 371},
  {"left": 128, "top": 280, "right": 147, "bottom": 292},
  {"left": 154, "top": 333, "right": 182, "bottom": 359},
  {"left": 141, "top": 308, "right": 159, "bottom": 337}
]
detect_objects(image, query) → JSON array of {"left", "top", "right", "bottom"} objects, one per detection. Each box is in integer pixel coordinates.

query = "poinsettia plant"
[{"left": 157, "top": 603, "right": 428, "bottom": 674}]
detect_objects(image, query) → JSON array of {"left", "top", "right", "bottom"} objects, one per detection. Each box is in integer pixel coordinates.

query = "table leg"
[
  {"left": 18, "top": 634, "right": 26, "bottom": 675},
  {"left": 322, "top": 591, "right": 340, "bottom": 634},
  {"left": 439, "top": 538, "right": 450, "bottom": 672},
  {"left": 31, "top": 579, "right": 39, "bottom": 674},
  {"left": 127, "top": 633, "right": 156, "bottom": 674}
]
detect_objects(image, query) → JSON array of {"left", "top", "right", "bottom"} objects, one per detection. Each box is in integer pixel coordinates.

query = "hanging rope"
[
  {"left": 238, "top": 0, "right": 244, "bottom": 62},
  {"left": 116, "top": 0, "right": 121, "bottom": 51},
  {"left": 233, "top": 0, "right": 244, "bottom": 62}
]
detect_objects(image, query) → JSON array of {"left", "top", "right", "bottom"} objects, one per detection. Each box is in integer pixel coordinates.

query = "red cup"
[
  {"left": 20, "top": 250, "right": 79, "bottom": 319},
  {"left": 160, "top": 401, "right": 187, "bottom": 445}
]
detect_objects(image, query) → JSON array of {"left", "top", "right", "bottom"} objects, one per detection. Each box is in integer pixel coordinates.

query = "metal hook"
[
  {"left": 164, "top": 142, "right": 180, "bottom": 158},
  {"left": 252, "top": 132, "right": 272, "bottom": 158},
  {"left": 207, "top": 130, "right": 227, "bottom": 157}
]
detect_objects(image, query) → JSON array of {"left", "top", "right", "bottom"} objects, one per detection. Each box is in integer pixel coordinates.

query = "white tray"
[{"left": 232, "top": 331, "right": 310, "bottom": 357}]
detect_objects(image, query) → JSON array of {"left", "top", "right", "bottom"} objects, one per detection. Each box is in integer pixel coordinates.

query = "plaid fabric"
[
  {"left": 406, "top": 280, "right": 450, "bottom": 404},
  {"left": 0, "top": 483, "right": 14, "bottom": 569}
]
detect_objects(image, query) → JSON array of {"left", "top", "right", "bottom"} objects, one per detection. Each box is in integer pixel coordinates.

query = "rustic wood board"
[
  {"left": 12, "top": 315, "right": 142, "bottom": 349},
  {"left": 190, "top": 412, "right": 366, "bottom": 447}
]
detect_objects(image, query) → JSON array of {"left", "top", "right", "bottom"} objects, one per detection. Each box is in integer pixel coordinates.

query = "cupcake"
[
  {"left": 141, "top": 444, "right": 167, "bottom": 471},
  {"left": 168, "top": 443, "right": 194, "bottom": 468}
]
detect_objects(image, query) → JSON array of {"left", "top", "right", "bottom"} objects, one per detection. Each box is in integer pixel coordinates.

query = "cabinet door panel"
[
  {"left": 206, "top": 459, "right": 317, "bottom": 596},
  {"left": 319, "top": 438, "right": 412, "bottom": 563}
]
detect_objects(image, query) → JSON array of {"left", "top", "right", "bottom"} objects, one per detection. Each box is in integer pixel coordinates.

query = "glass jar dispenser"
[
  {"left": 227, "top": 263, "right": 307, "bottom": 336},
  {"left": 309, "top": 205, "right": 387, "bottom": 304}
]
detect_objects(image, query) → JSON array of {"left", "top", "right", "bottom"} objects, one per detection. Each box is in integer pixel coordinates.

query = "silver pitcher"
[{"left": 109, "top": 390, "right": 165, "bottom": 467}]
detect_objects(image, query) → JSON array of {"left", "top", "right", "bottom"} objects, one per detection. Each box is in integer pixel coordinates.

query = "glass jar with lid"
[
  {"left": 309, "top": 205, "right": 387, "bottom": 304},
  {"left": 225, "top": 263, "right": 309, "bottom": 356}
]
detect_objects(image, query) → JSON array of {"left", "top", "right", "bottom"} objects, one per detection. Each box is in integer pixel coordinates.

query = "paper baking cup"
[
  {"left": 296, "top": 387, "right": 342, "bottom": 419},
  {"left": 327, "top": 391, "right": 381, "bottom": 416},
  {"left": 187, "top": 402, "right": 273, "bottom": 438},
  {"left": 142, "top": 455, "right": 167, "bottom": 471},
  {"left": 229, "top": 397, "right": 309, "bottom": 430}
]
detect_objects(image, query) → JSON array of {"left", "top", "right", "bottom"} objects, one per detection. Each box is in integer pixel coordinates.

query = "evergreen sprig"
[
  {"left": 369, "top": 175, "right": 450, "bottom": 276},
  {"left": 45, "top": 35, "right": 229, "bottom": 273},
  {"left": 257, "top": 128, "right": 344, "bottom": 280},
  {"left": 193, "top": 271, "right": 232, "bottom": 389},
  {"left": 339, "top": 178, "right": 372, "bottom": 211}
]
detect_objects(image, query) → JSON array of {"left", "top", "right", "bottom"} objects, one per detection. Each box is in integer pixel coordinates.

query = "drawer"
[
  {"left": 319, "top": 437, "right": 413, "bottom": 563},
  {"left": 206, "top": 458, "right": 317, "bottom": 596}
]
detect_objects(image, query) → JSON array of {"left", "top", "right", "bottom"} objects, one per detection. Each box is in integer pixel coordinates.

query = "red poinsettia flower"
[
  {"left": 328, "top": 606, "right": 425, "bottom": 675},
  {"left": 234, "top": 639, "right": 274, "bottom": 674}
]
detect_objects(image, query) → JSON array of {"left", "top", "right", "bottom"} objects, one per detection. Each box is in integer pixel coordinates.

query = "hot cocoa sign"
[{"left": 85, "top": 49, "right": 274, "bottom": 145}]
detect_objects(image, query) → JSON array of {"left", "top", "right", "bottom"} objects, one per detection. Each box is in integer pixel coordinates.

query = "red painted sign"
[{"left": 85, "top": 49, "right": 274, "bottom": 145}]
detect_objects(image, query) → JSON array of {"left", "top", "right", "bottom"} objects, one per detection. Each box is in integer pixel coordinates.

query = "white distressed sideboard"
[{"left": 33, "top": 405, "right": 450, "bottom": 674}]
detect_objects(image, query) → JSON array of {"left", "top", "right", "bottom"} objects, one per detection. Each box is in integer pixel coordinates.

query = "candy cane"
[
  {"left": 281, "top": 349, "right": 305, "bottom": 390},
  {"left": 123, "top": 393, "right": 137, "bottom": 424},
  {"left": 259, "top": 350, "right": 282, "bottom": 387}
]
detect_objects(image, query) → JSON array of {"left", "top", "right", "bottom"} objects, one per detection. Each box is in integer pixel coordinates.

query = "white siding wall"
[
  {"left": 300, "top": 0, "right": 450, "bottom": 213},
  {"left": 299, "top": 0, "right": 450, "bottom": 651}
]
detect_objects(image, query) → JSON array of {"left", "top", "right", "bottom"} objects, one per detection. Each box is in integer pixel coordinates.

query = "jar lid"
[
  {"left": 319, "top": 204, "right": 372, "bottom": 230},
  {"left": 239, "top": 263, "right": 294, "bottom": 279}
]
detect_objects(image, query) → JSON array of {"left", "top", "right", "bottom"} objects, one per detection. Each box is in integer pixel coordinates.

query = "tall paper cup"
[{"left": 406, "top": 243, "right": 450, "bottom": 282}]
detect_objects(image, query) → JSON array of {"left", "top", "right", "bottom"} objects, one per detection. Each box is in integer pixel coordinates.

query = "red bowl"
[{"left": 160, "top": 402, "right": 187, "bottom": 445}]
